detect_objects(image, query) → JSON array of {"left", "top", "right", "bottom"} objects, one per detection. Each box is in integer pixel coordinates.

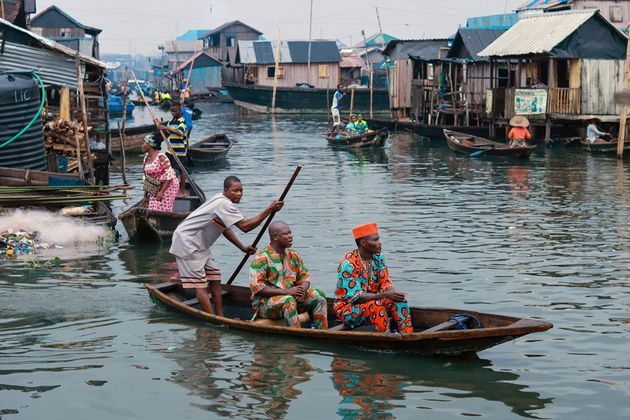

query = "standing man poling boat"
[
  {"left": 155, "top": 103, "right": 188, "bottom": 198},
  {"left": 330, "top": 84, "right": 345, "bottom": 134},
  {"left": 334, "top": 223, "right": 413, "bottom": 334},
  {"left": 249, "top": 221, "right": 328, "bottom": 329},
  {"left": 169, "top": 176, "right": 284, "bottom": 316}
]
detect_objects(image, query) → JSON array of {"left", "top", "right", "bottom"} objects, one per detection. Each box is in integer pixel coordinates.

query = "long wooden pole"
[
  {"left": 375, "top": 7, "right": 392, "bottom": 117},
  {"left": 226, "top": 165, "right": 302, "bottom": 285},
  {"left": 119, "top": 67, "right": 129, "bottom": 185},
  {"left": 617, "top": 32, "right": 630, "bottom": 159},
  {"left": 73, "top": 129, "right": 84, "bottom": 179},
  {"left": 271, "top": 28, "right": 282, "bottom": 113},
  {"left": 130, "top": 70, "right": 206, "bottom": 202},
  {"left": 361, "top": 30, "right": 373, "bottom": 118},
  {"left": 307, "top": 0, "right": 313, "bottom": 85},
  {"left": 75, "top": 53, "right": 95, "bottom": 184},
  {"left": 181, "top": 47, "right": 199, "bottom": 103},
  {"left": 350, "top": 88, "right": 355, "bottom": 115}
]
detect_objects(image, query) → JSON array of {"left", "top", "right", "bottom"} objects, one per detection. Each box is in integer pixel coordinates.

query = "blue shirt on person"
[{"left": 182, "top": 106, "right": 194, "bottom": 133}]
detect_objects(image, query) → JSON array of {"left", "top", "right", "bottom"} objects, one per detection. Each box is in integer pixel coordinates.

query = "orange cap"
[{"left": 352, "top": 222, "right": 378, "bottom": 240}]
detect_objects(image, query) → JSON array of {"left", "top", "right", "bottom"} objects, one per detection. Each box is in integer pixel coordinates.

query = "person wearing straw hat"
[
  {"left": 334, "top": 223, "right": 413, "bottom": 334},
  {"left": 586, "top": 117, "right": 612, "bottom": 144},
  {"left": 508, "top": 116, "right": 531, "bottom": 148}
]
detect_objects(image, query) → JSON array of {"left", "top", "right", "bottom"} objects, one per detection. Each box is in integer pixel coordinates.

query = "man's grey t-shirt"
[{"left": 170, "top": 193, "right": 244, "bottom": 258}]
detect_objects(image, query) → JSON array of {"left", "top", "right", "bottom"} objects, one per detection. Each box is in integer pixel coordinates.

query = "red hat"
[{"left": 352, "top": 222, "right": 378, "bottom": 240}]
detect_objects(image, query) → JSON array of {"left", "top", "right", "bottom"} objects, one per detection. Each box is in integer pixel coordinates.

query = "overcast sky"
[{"left": 36, "top": 0, "right": 525, "bottom": 55}]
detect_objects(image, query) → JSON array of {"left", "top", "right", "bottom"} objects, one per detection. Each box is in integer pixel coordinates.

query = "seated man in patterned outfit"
[
  {"left": 249, "top": 221, "right": 328, "bottom": 329},
  {"left": 334, "top": 223, "right": 413, "bottom": 334}
]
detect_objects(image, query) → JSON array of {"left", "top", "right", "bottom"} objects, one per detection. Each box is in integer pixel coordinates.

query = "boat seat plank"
[
  {"left": 179, "top": 290, "right": 230, "bottom": 307},
  {"left": 253, "top": 311, "right": 310, "bottom": 327}
]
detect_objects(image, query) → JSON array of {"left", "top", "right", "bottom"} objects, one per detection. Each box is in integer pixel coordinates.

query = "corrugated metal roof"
[
  {"left": 176, "top": 30, "right": 211, "bottom": 41},
  {"left": 176, "top": 52, "right": 222, "bottom": 71},
  {"left": 479, "top": 10, "right": 597, "bottom": 57},
  {"left": 517, "top": 0, "right": 570, "bottom": 12},
  {"left": 339, "top": 54, "right": 364, "bottom": 68},
  {"left": 466, "top": 13, "right": 519, "bottom": 29},
  {"left": 288, "top": 41, "right": 340, "bottom": 63},
  {"left": 450, "top": 28, "right": 507, "bottom": 61},
  {"left": 237, "top": 40, "right": 340, "bottom": 64},
  {"left": 383, "top": 39, "right": 449, "bottom": 61},
  {"left": 0, "top": 18, "right": 105, "bottom": 69},
  {"left": 200, "top": 20, "right": 262, "bottom": 39}
]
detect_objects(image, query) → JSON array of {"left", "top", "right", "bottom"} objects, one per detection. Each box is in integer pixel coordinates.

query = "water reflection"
[
  {"left": 241, "top": 341, "right": 314, "bottom": 418},
  {"left": 330, "top": 353, "right": 553, "bottom": 419}
]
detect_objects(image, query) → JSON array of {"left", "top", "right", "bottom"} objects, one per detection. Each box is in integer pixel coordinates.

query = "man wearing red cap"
[{"left": 334, "top": 223, "right": 413, "bottom": 334}]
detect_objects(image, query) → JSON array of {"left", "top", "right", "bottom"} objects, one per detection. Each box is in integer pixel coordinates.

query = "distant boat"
[
  {"left": 188, "top": 133, "right": 233, "bottom": 165},
  {"left": 223, "top": 82, "right": 390, "bottom": 114},
  {"left": 325, "top": 129, "right": 389, "bottom": 148},
  {"left": 579, "top": 138, "right": 630, "bottom": 154},
  {"left": 108, "top": 95, "right": 134, "bottom": 115},
  {"left": 444, "top": 129, "right": 536, "bottom": 159}
]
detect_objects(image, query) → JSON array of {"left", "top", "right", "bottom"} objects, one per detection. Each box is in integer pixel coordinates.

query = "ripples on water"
[{"left": 0, "top": 103, "right": 628, "bottom": 419}]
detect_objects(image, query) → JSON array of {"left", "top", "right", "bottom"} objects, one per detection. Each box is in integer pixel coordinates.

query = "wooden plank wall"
[
  {"left": 581, "top": 59, "right": 625, "bottom": 115},
  {"left": 391, "top": 59, "right": 413, "bottom": 109},
  {"left": 255, "top": 63, "right": 340, "bottom": 89}
]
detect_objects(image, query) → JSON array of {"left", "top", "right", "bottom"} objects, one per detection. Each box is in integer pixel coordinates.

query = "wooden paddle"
[
  {"left": 226, "top": 165, "right": 302, "bottom": 285},
  {"left": 130, "top": 71, "right": 206, "bottom": 203}
]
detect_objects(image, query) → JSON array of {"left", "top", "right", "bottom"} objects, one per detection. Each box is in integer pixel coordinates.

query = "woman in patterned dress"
[{"left": 142, "top": 133, "right": 180, "bottom": 212}]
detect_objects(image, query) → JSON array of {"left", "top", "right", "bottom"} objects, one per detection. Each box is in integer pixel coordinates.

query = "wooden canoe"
[
  {"left": 118, "top": 193, "right": 203, "bottom": 243},
  {"left": 109, "top": 123, "right": 155, "bottom": 153},
  {"left": 325, "top": 128, "right": 389, "bottom": 148},
  {"left": 188, "top": 133, "right": 233, "bottom": 165},
  {"left": 444, "top": 129, "right": 536, "bottom": 159},
  {"left": 146, "top": 281, "right": 552, "bottom": 356},
  {"left": 0, "top": 167, "right": 117, "bottom": 228},
  {"left": 579, "top": 138, "right": 630, "bottom": 154},
  {"left": 341, "top": 116, "right": 490, "bottom": 138}
]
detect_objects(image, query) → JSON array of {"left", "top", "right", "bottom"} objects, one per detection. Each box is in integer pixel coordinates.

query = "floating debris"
[{"left": 0, "top": 229, "right": 60, "bottom": 257}]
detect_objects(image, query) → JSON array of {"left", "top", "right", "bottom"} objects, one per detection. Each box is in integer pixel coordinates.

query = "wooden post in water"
[
  {"left": 350, "top": 88, "right": 355, "bottom": 116},
  {"left": 75, "top": 53, "right": 95, "bottom": 184},
  {"left": 361, "top": 30, "right": 373, "bottom": 118},
  {"left": 119, "top": 67, "right": 129, "bottom": 185},
  {"left": 271, "top": 28, "right": 282, "bottom": 114},
  {"left": 306, "top": 0, "right": 313, "bottom": 86},
  {"left": 375, "top": 7, "right": 392, "bottom": 118},
  {"left": 617, "top": 33, "right": 630, "bottom": 159}
]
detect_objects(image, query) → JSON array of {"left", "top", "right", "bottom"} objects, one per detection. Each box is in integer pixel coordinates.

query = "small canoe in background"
[
  {"left": 109, "top": 123, "right": 155, "bottom": 153},
  {"left": 146, "top": 281, "right": 553, "bottom": 357},
  {"left": 325, "top": 129, "right": 389, "bottom": 148},
  {"left": 444, "top": 129, "right": 536, "bottom": 159},
  {"left": 118, "top": 192, "right": 203, "bottom": 243},
  {"left": 188, "top": 133, "right": 233, "bottom": 165},
  {"left": 579, "top": 138, "right": 630, "bottom": 154}
]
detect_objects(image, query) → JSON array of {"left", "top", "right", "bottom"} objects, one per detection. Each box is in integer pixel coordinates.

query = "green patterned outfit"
[{"left": 249, "top": 245, "right": 328, "bottom": 329}]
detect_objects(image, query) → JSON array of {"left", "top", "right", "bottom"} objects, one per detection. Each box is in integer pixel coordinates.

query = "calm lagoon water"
[{"left": 0, "top": 103, "right": 629, "bottom": 419}]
